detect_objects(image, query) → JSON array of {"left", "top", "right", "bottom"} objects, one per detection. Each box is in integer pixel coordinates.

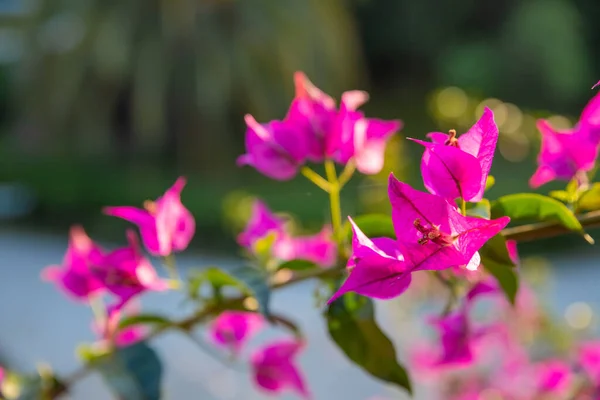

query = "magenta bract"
[
  {"left": 41, "top": 226, "right": 106, "bottom": 301},
  {"left": 251, "top": 340, "right": 310, "bottom": 399},
  {"left": 104, "top": 177, "right": 195, "bottom": 257},
  {"left": 208, "top": 311, "right": 264, "bottom": 355}
]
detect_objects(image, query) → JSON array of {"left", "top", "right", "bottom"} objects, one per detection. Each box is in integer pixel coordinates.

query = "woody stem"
[
  {"left": 325, "top": 160, "right": 343, "bottom": 245},
  {"left": 163, "top": 254, "right": 180, "bottom": 284}
]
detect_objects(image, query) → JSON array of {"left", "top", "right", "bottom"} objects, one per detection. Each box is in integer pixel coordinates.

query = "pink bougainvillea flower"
[
  {"left": 41, "top": 225, "right": 105, "bottom": 301},
  {"left": 285, "top": 72, "right": 338, "bottom": 162},
  {"left": 533, "top": 360, "right": 572, "bottom": 396},
  {"left": 90, "top": 231, "right": 169, "bottom": 311},
  {"left": 530, "top": 92, "right": 600, "bottom": 187},
  {"left": 237, "top": 200, "right": 286, "bottom": 248},
  {"left": 285, "top": 71, "right": 401, "bottom": 174},
  {"left": 251, "top": 339, "right": 310, "bottom": 399},
  {"left": 578, "top": 341, "right": 600, "bottom": 386},
  {"left": 327, "top": 217, "right": 409, "bottom": 303},
  {"left": 327, "top": 176, "right": 509, "bottom": 304},
  {"left": 388, "top": 174, "right": 510, "bottom": 271},
  {"left": 593, "top": 80, "right": 600, "bottom": 90},
  {"left": 237, "top": 114, "right": 309, "bottom": 180},
  {"left": 93, "top": 301, "right": 146, "bottom": 348},
  {"left": 334, "top": 92, "right": 402, "bottom": 174},
  {"left": 238, "top": 199, "right": 337, "bottom": 268},
  {"left": 104, "top": 177, "right": 195, "bottom": 257},
  {"left": 274, "top": 226, "right": 337, "bottom": 268},
  {"left": 410, "top": 108, "right": 498, "bottom": 202},
  {"left": 208, "top": 311, "right": 264, "bottom": 355}
]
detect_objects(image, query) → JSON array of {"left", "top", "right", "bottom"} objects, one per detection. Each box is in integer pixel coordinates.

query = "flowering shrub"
[{"left": 4, "top": 73, "right": 600, "bottom": 399}]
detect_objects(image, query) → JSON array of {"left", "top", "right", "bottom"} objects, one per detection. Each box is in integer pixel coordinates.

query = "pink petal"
[
  {"left": 579, "top": 341, "right": 600, "bottom": 385},
  {"left": 237, "top": 200, "right": 285, "bottom": 248},
  {"left": 340, "top": 90, "right": 369, "bottom": 112},
  {"left": 155, "top": 177, "right": 195, "bottom": 254},
  {"left": 103, "top": 206, "right": 161, "bottom": 255},
  {"left": 354, "top": 118, "right": 401, "bottom": 175},
  {"left": 411, "top": 139, "right": 483, "bottom": 202},
  {"left": 275, "top": 226, "right": 337, "bottom": 268},
  {"left": 293, "top": 71, "right": 336, "bottom": 109},
  {"left": 328, "top": 217, "right": 408, "bottom": 303},
  {"left": 506, "top": 240, "right": 519, "bottom": 265},
  {"left": 209, "top": 311, "right": 265, "bottom": 354},
  {"left": 427, "top": 132, "right": 450, "bottom": 144},
  {"left": 388, "top": 174, "right": 453, "bottom": 244},
  {"left": 450, "top": 213, "right": 511, "bottom": 264},
  {"left": 458, "top": 107, "right": 499, "bottom": 200}
]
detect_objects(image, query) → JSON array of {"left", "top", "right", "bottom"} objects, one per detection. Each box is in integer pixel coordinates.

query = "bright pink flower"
[
  {"left": 208, "top": 311, "right": 264, "bottom": 355},
  {"left": 104, "top": 177, "right": 195, "bottom": 256},
  {"left": 328, "top": 217, "right": 409, "bottom": 303},
  {"left": 93, "top": 301, "right": 146, "bottom": 347},
  {"left": 285, "top": 71, "right": 401, "bottom": 174},
  {"left": 90, "top": 231, "right": 169, "bottom": 311},
  {"left": 237, "top": 200, "right": 286, "bottom": 248},
  {"left": 237, "top": 114, "right": 309, "bottom": 180},
  {"left": 388, "top": 174, "right": 510, "bottom": 272},
  {"left": 530, "top": 93, "right": 600, "bottom": 187},
  {"left": 411, "top": 108, "right": 498, "bottom": 202},
  {"left": 533, "top": 360, "right": 572, "bottom": 396},
  {"left": 41, "top": 226, "right": 105, "bottom": 301},
  {"left": 274, "top": 226, "right": 337, "bottom": 268},
  {"left": 250, "top": 340, "right": 310, "bottom": 399},
  {"left": 334, "top": 92, "right": 402, "bottom": 174},
  {"left": 286, "top": 72, "right": 338, "bottom": 162},
  {"left": 239, "top": 200, "right": 337, "bottom": 268},
  {"left": 579, "top": 341, "right": 600, "bottom": 386}
]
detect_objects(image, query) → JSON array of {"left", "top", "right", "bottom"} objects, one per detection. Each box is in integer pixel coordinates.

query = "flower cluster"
[
  {"left": 238, "top": 72, "right": 402, "bottom": 180},
  {"left": 27, "top": 72, "right": 600, "bottom": 400}
]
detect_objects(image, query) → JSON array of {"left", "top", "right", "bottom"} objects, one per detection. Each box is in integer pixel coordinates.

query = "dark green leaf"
[
  {"left": 466, "top": 199, "right": 491, "bottom": 219},
  {"left": 491, "top": 193, "right": 593, "bottom": 244},
  {"left": 118, "top": 314, "right": 172, "bottom": 331},
  {"left": 344, "top": 214, "right": 396, "bottom": 242},
  {"left": 479, "top": 234, "right": 518, "bottom": 304},
  {"left": 225, "top": 266, "right": 271, "bottom": 317},
  {"left": 95, "top": 341, "right": 162, "bottom": 400},
  {"left": 578, "top": 183, "right": 600, "bottom": 212},
  {"left": 326, "top": 295, "right": 412, "bottom": 394},
  {"left": 276, "top": 259, "right": 316, "bottom": 271}
]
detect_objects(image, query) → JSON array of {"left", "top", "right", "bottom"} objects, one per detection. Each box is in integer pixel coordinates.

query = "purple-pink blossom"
[
  {"left": 411, "top": 107, "right": 498, "bottom": 202},
  {"left": 251, "top": 339, "right": 310, "bottom": 399},
  {"left": 90, "top": 231, "right": 169, "bottom": 311},
  {"left": 208, "top": 311, "right": 264, "bottom": 355},
  {"left": 238, "top": 200, "right": 336, "bottom": 268},
  {"left": 104, "top": 177, "right": 195, "bottom": 256},
  {"left": 530, "top": 92, "right": 600, "bottom": 187},
  {"left": 41, "top": 226, "right": 105, "bottom": 302},
  {"left": 93, "top": 302, "right": 146, "bottom": 348}
]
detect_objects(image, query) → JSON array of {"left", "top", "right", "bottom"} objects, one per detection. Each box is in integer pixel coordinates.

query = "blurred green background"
[{"left": 0, "top": 0, "right": 599, "bottom": 253}]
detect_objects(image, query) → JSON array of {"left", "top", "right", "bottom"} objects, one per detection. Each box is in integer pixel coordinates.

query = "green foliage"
[
  {"left": 491, "top": 193, "right": 593, "bottom": 244},
  {"left": 188, "top": 266, "right": 271, "bottom": 317},
  {"left": 15, "top": 373, "right": 65, "bottom": 400},
  {"left": 479, "top": 235, "right": 518, "bottom": 304},
  {"left": 118, "top": 314, "right": 172, "bottom": 332},
  {"left": 344, "top": 214, "right": 396, "bottom": 242},
  {"left": 578, "top": 183, "right": 600, "bottom": 212},
  {"left": 326, "top": 295, "right": 412, "bottom": 394},
  {"left": 95, "top": 341, "right": 162, "bottom": 400},
  {"left": 466, "top": 199, "right": 491, "bottom": 219},
  {"left": 277, "top": 259, "right": 317, "bottom": 271}
]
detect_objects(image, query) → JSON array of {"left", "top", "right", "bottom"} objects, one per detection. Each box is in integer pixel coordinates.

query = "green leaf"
[
  {"left": 466, "top": 199, "right": 491, "bottom": 219},
  {"left": 118, "top": 314, "right": 172, "bottom": 331},
  {"left": 479, "top": 234, "right": 518, "bottom": 304},
  {"left": 276, "top": 259, "right": 316, "bottom": 271},
  {"left": 491, "top": 193, "right": 594, "bottom": 244},
  {"left": 485, "top": 175, "right": 495, "bottom": 191},
  {"left": 95, "top": 341, "right": 162, "bottom": 400},
  {"left": 549, "top": 190, "right": 570, "bottom": 203},
  {"left": 225, "top": 266, "right": 271, "bottom": 317},
  {"left": 344, "top": 214, "right": 396, "bottom": 242},
  {"left": 326, "top": 295, "right": 412, "bottom": 394},
  {"left": 578, "top": 183, "right": 600, "bottom": 212}
]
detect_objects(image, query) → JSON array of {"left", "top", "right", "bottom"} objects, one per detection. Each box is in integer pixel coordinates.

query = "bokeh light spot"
[
  {"left": 565, "top": 302, "right": 593, "bottom": 329},
  {"left": 436, "top": 87, "right": 468, "bottom": 119}
]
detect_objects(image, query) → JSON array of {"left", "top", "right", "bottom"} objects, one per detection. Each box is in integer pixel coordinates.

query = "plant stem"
[
  {"left": 461, "top": 199, "right": 467, "bottom": 216},
  {"left": 300, "top": 166, "right": 331, "bottom": 192},
  {"left": 338, "top": 160, "right": 356, "bottom": 189},
  {"left": 163, "top": 254, "right": 180, "bottom": 283},
  {"left": 53, "top": 209, "right": 600, "bottom": 397},
  {"left": 324, "top": 160, "right": 343, "bottom": 245}
]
